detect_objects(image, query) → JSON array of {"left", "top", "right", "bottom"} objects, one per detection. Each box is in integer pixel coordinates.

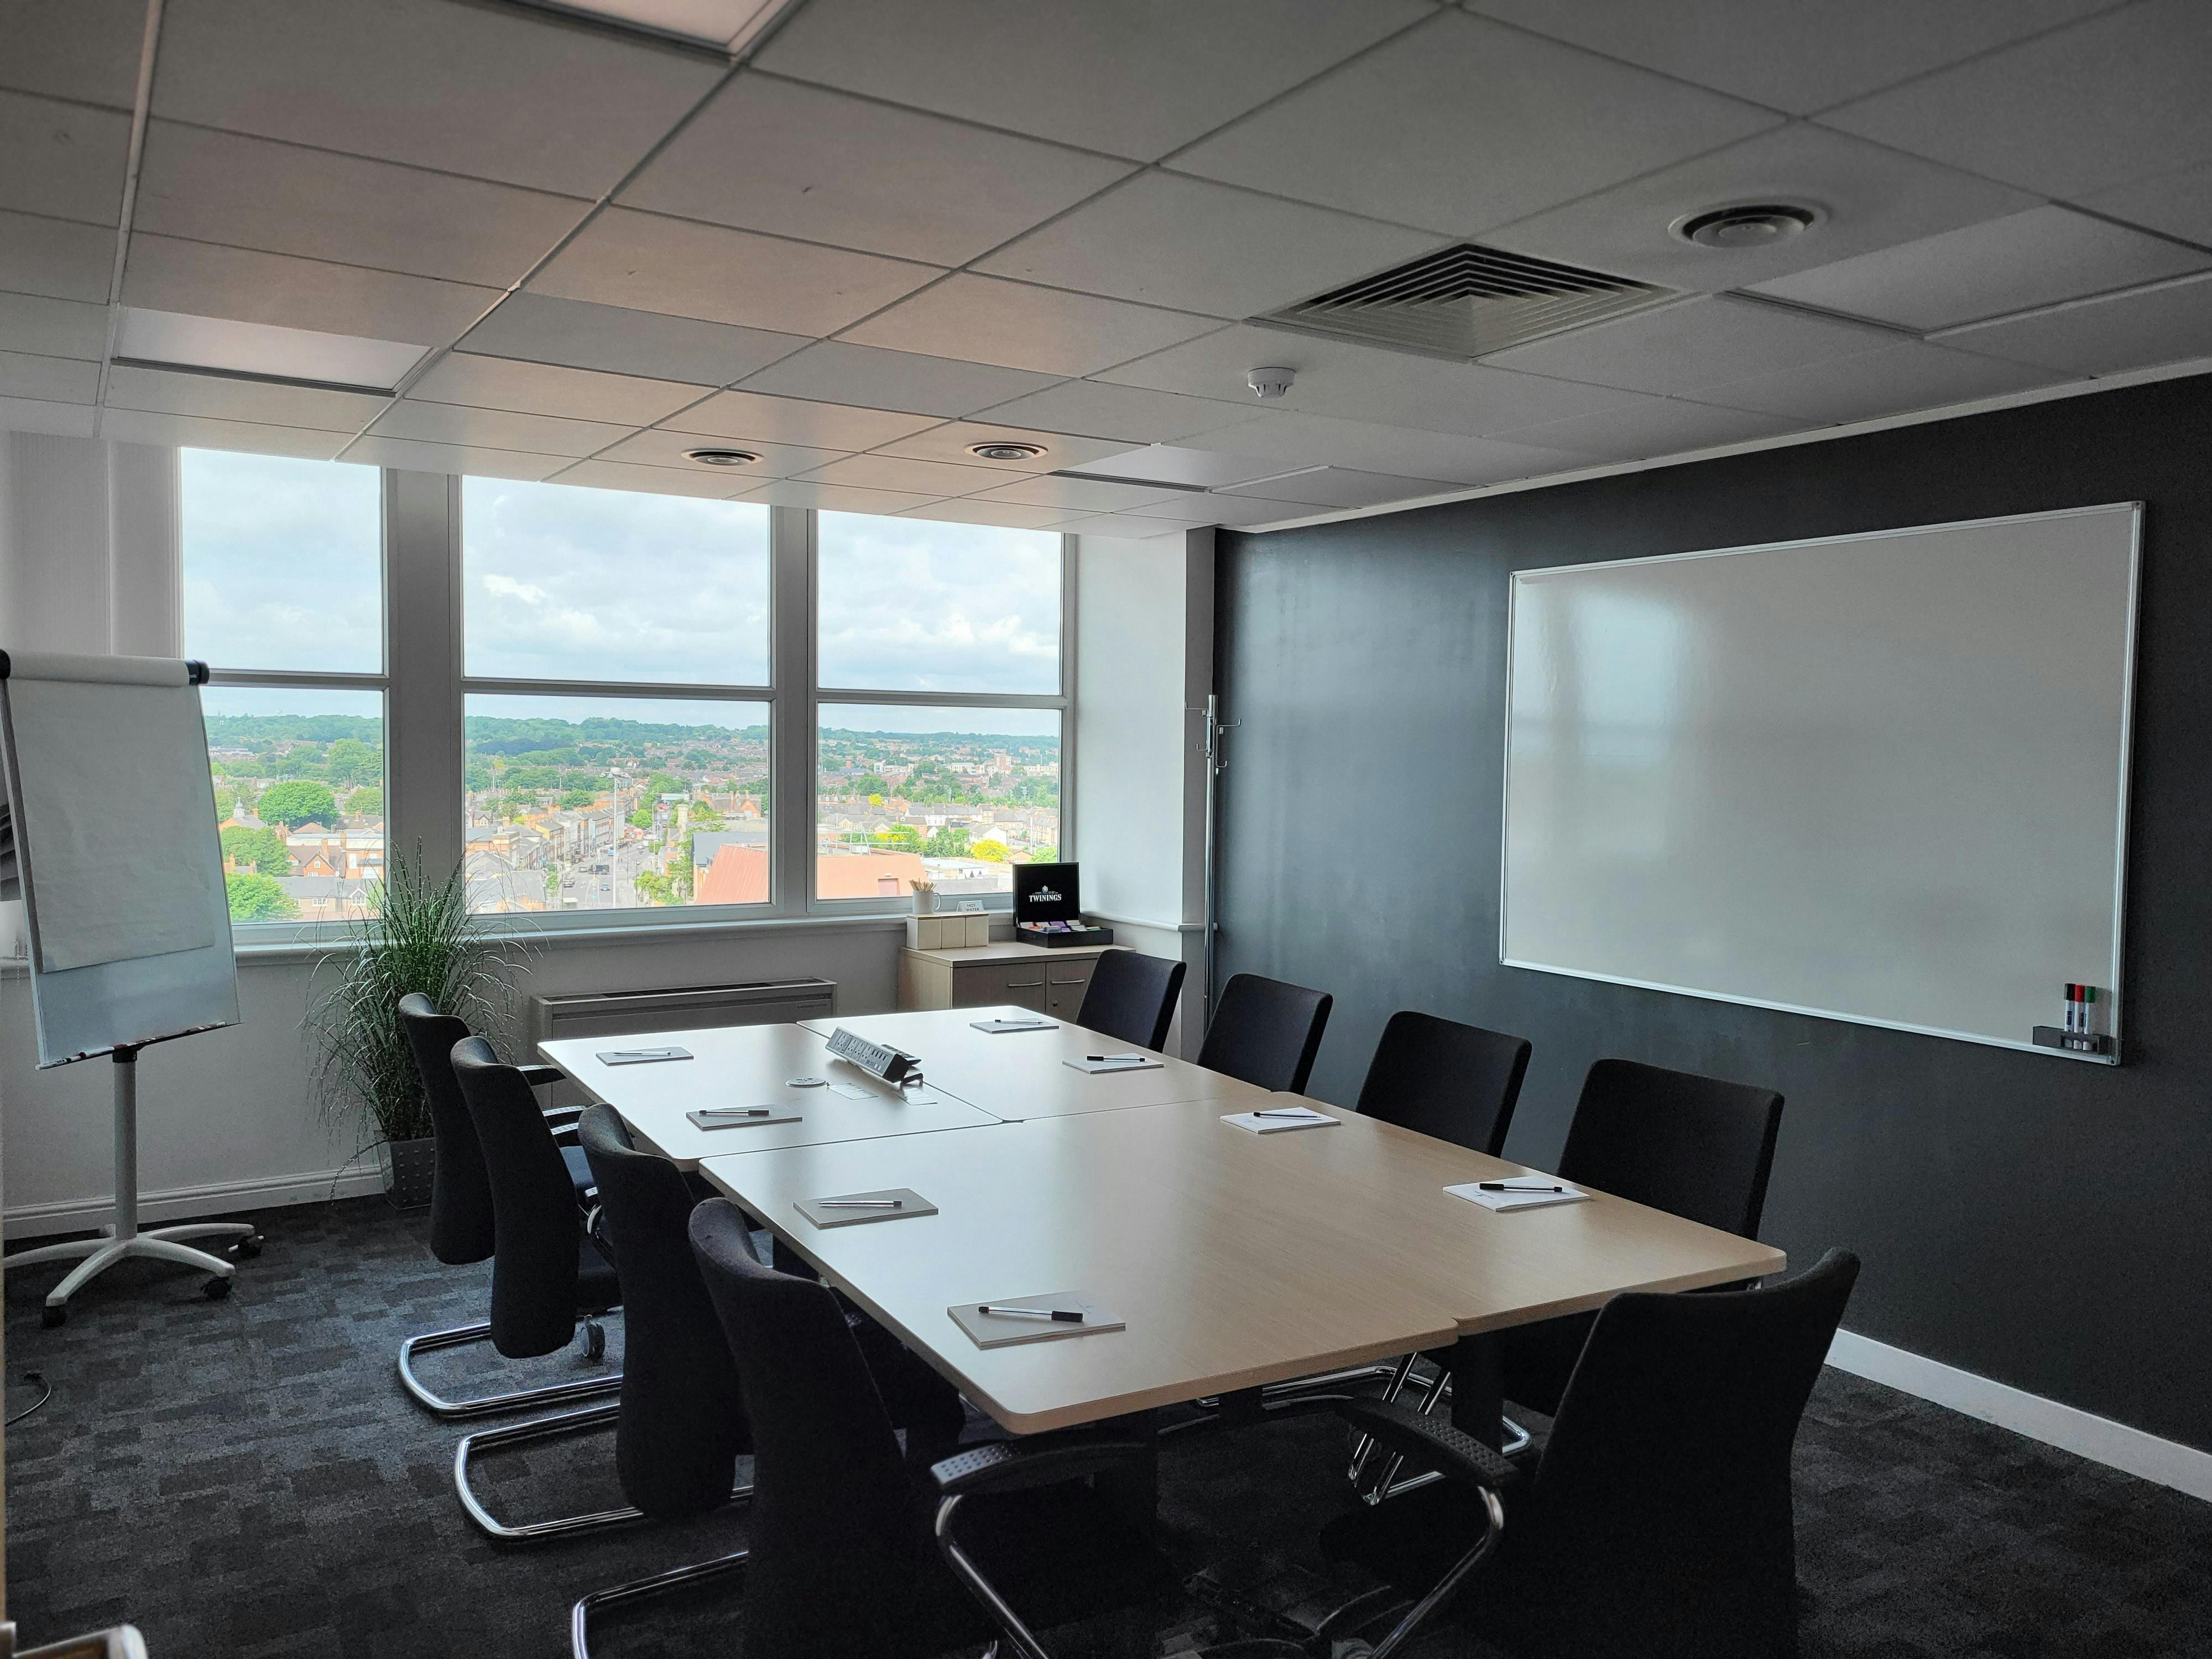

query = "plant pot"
[{"left": 377, "top": 1136, "right": 436, "bottom": 1211}]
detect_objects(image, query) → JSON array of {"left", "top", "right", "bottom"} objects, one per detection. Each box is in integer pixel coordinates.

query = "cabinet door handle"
[
  {"left": 1050, "top": 976, "right": 1087, "bottom": 985},
  {"left": 1007, "top": 977, "right": 1046, "bottom": 988}
]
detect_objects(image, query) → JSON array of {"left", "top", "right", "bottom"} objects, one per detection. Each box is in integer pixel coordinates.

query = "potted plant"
[{"left": 305, "top": 848, "right": 521, "bottom": 1209}]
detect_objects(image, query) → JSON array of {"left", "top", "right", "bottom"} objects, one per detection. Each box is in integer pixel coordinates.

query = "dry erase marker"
[
  {"left": 1477, "top": 1181, "right": 1567, "bottom": 1193},
  {"left": 977, "top": 1305, "right": 1083, "bottom": 1323}
]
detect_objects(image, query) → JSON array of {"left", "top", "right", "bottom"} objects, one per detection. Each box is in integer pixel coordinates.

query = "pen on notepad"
[
  {"left": 977, "top": 1305, "right": 1084, "bottom": 1323},
  {"left": 819, "top": 1198, "right": 901, "bottom": 1209},
  {"left": 1478, "top": 1181, "right": 1567, "bottom": 1193},
  {"left": 697, "top": 1107, "right": 773, "bottom": 1120},
  {"left": 1084, "top": 1054, "right": 1147, "bottom": 1063},
  {"left": 1254, "top": 1108, "right": 1324, "bottom": 1119}
]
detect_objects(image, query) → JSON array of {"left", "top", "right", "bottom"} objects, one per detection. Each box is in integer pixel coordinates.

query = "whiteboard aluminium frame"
[{"left": 1496, "top": 501, "right": 2143, "bottom": 1063}]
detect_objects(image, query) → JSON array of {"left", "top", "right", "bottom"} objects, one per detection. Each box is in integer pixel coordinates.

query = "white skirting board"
[
  {"left": 3, "top": 1163, "right": 385, "bottom": 1240},
  {"left": 1827, "top": 1329, "right": 2212, "bottom": 1504}
]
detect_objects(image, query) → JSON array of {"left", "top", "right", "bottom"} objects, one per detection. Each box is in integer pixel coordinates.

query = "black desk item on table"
[
  {"left": 826, "top": 1025, "right": 923, "bottom": 1086},
  {"left": 1013, "top": 859, "right": 1113, "bottom": 947},
  {"left": 1197, "top": 972, "right": 1333, "bottom": 1095},
  {"left": 394, "top": 993, "right": 599, "bottom": 1420},
  {"left": 1322, "top": 1250, "right": 1859, "bottom": 1659},
  {"left": 1076, "top": 949, "right": 1186, "bottom": 1052},
  {"left": 688, "top": 1199, "right": 1175, "bottom": 1659}
]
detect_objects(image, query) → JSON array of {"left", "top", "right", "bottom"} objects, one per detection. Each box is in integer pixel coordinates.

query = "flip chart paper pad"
[
  {"left": 951, "top": 1292, "right": 1124, "bottom": 1349},
  {"left": 1502, "top": 504, "right": 2138, "bottom": 1056}
]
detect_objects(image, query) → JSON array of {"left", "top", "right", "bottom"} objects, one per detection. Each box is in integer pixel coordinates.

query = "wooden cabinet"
[{"left": 898, "top": 942, "right": 1118, "bottom": 1019}]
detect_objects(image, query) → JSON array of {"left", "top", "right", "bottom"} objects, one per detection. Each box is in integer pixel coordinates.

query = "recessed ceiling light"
[
  {"left": 1672, "top": 203, "right": 1822, "bottom": 250},
  {"left": 967, "top": 441, "right": 1047, "bottom": 462},
  {"left": 112, "top": 307, "right": 427, "bottom": 393},
  {"left": 684, "top": 446, "right": 762, "bottom": 467}
]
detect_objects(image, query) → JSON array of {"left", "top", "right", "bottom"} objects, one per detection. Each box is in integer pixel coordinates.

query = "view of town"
[{"left": 210, "top": 712, "right": 1060, "bottom": 922}]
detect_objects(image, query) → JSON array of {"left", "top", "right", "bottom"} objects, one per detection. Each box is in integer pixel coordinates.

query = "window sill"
[{"left": 218, "top": 910, "right": 913, "bottom": 967}]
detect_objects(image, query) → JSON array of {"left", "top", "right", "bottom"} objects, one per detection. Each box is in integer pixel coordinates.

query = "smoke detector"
[
  {"left": 967, "top": 441, "right": 1047, "bottom": 461},
  {"left": 1672, "top": 203, "right": 1822, "bottom": 249},
  {"left": 683, "top": 446, "right": 761, "bottom": 467},
  {"left": 1247, "top": 366, "right": 1295, "bottom": 400}
]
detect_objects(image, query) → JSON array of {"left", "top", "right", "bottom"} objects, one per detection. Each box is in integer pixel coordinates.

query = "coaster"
[
  {"left": 795, "top": 1187, "right": 937, "bottom": 1229},
  {"left": 787, "top": 1076, "right": 827, "bottom": 1087},
  {"left": 950, "top": 1291, "right": 1124, "bottom": 1349}
]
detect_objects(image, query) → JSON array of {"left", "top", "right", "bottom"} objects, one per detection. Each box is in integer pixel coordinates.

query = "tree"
[
  {"left": 643, "top": 772, "right": 688, "bottom": 801},
  {"left": 257, "top": 779, "right": 337, "bottom": 828},
  {"left": 971, "top": 838, "right": 1009, "bottom": 862},
  {"left": 559, "top": 788, "right": 599, "bottom": 810},
  {"left": 1025, "top": 846, "right": 1057, "bottom": 864},
  {"left": 345, "top": 786, "right": 384, "bottom": 818},
  {"left": 213, "top": 786, "right": 236, "bottom": 822},
  {"left": 221, "top": 825, "right": 291, "bottom": 877},
  {"left": 879, "top": 825, "right": 922, "bottom": 853},
  {"left": 226, "top": 872, "right": 298, "bottom": 921},
  {"left": 924, "top": 825, "right": 970, "bottom": 858},
  {"left": 325, "top": 737, "right": 381, "bottom": 787},
  {"left": 629, "top": 806, "right": 654, "bottom": 830}
]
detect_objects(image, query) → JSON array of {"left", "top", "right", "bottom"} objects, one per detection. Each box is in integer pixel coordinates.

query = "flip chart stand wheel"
[{"left": 11, "top": 1047, "right": 262, "bottom": 1326}]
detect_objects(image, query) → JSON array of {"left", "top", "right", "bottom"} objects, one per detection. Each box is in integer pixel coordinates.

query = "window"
[
  {"left": 815, "top": 515, "right": 1065, "bottom": 902},
  {"left": 461, "top": 479, "right": 772, "bottom": 915},
  {"left": 181, "top": 450, "right": 386, "bottom": 925}
]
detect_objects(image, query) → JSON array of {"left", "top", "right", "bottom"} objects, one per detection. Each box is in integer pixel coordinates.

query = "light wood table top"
[
  {"left": 798, "top": 1005, "right": 1266, "bottom": 1119},
  {"left": 540, "top": 1023, "right": 1002, "bottom": 1170},
  {"left": 701, "top": 1093, "right": 1784, "bottom": 1433}
]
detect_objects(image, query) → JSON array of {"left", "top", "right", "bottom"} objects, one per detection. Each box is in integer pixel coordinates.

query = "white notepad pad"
[
  {"left": 950, "top": 1291, "right": 1124, "bottom": 1349},
  {"left": 1062, "top": 1055, "right": 1163, "bottom": 1074},
  {"left": 795, "top": 1188, "right": 936, "bottom": 1229},
  {"left": 1223, "top": 1106, "right": 1338, "bottom": 1134},
  {"left": 1444, "top": 1178, "right": 1589, "bottom": 1213},
  {"left": 686, "top": 1107, "right": 804, "bottom": 1131},
  {"left": 973, "top": 1018, "right": 1059, "bottom": 1034}
]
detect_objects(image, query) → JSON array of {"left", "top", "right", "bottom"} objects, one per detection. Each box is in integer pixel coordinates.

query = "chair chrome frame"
[
  {"left": 570, "top": 1546, "right": 750, "bottom": 1659},
  {"left": 456, "top": 1399, "right": 752, "bottom": 1543},
  {"left": 398, "top": 1311, "right": 622, "bottom": 1420},
  {"left": 1349, "top": 1357, "right": 1529, "bottom": 1504}
]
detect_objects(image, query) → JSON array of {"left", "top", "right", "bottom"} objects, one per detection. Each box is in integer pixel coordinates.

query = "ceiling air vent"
[{"left": 1257, "top": 243, "right": 1674, "bottom": 361}]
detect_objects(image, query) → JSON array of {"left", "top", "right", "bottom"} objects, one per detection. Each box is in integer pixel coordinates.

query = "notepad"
[
  {"left": 1222, "top": 1106, "right": 1338, "bottom": 1134},
  {"left": 795, "top": 1188, "right": 937, "bottom": 1229},
  {"left": 1444, "top": 1178, "right": 1589, "bottom": 1213},
  {"left": 1062, "top": 1054, "right": 1162, "bottom": 1074},
  {"left": 686, "top": 1107, "right": 804, "bottom": 1131},
  {"left": 950, "top": 1291, "right": 1124, "bottom": 1349},
  {"left": 972, "top": 1018, "right": 1060, "bottom": 1034},
  {"left": 598, "top": 1046, "right": 691, "bottom": 1066}
]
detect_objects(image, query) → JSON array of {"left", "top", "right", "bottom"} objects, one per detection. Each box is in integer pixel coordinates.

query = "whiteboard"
[
  {"left": 1500, "top": 504, "right": 2139, "bottom": 1058},
  {"left": 0, "top": 651, "right": 239, "bottom": 1065}
]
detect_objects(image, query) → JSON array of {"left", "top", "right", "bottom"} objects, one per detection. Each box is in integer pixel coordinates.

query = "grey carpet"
[{"left": 5, "top": 1198, "right": 2208, "bottom": 1657}]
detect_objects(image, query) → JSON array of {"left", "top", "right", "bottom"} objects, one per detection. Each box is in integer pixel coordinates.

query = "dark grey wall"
[{"left": 1214, "top": 373, "right": 2212, "bottom": 1453}]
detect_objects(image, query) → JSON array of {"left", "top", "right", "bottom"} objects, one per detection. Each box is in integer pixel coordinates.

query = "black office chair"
[
  {"left": 1320, "top": 1250, "right": 1859, "bottom": 1659},
  {"left": 446, "top": 1038, "right": 624, "bottom": 1538},
  {"left": 1076, "top": 949, "right": 1186, "bottom": 1052},
  {"left": 1344, "top": 1013, "right": 1531, "bottom": 1486},
  {"left": 687, "top": 1198, "right": 1177, "bottom": 1659},
  {"left": 1197, "top": 973, "right": 1333, "bottom": 1094},
  {"left": 394, "top": 993, "right": 607, "bottom": 1418}
]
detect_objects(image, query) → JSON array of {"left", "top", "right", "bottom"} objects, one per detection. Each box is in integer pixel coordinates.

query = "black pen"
[
  {"left": 820, "top": 1198, "right": 900, "bottom": 1209},
  {"left": 698, "top": 1107, "right": 773, "bottom": 1120},
  {"left": 1085, "top": 1054, "right": 1147, "bottom": 1064},
  {"left": 978, "top": 1305, "right": 1084, "bottom": 1323},
  {"left": 1254, "top": 1107, "right": 1325, "bottom": 1119},
  {"left": 1478, "top": 1180, "right": 1566, "bottom": 1193}
]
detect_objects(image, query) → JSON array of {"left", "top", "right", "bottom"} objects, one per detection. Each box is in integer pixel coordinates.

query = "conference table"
[{"left": 542, "top": 1005, "right": 1785, "bottom": 1449}]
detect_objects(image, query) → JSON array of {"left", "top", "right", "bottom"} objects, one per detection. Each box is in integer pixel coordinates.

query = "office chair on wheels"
[{"left": 393, "top": 993, "right": 611, "bottom": 1418}]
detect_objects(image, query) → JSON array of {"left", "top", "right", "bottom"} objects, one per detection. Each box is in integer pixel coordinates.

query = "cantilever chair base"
[
  {"left": 398, "top": 1316, "right": 622, "bottom": 1420},
  {"left": 457, "top": 1401, "right": 753, "bottom": 1543},
  {"left": 570, "top": 1547, "right": 749, "bottom": 1659}
]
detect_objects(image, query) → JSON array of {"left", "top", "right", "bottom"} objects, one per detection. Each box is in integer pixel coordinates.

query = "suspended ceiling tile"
[
  {"left": 540, "top": 458, "right": 757, "bottom": 500},
  {"left": 968, "top": 379, "right": 1264, "bottom": 445},
  {"left": 531, "top": 208, "right": 939, "bottom": 336},
  {"left": 1690, "top": 341, "right": 2070, "bottom": 423},
  {"left": 737, "top": 341, "right": 1061, "bottom": 418},
  {"left": 974, "top": 174, "right": 1444, "bottom": 320},
  {"left": 152, "top": 0, "right": 722, "bottom": 198},
  {"left": 1048, "top": 513, "right": 1212, "bottom": 540},
  {"left": 1017, "top": 442, "right": 1286, "bottom": 489},
  {"left": 868, "top": 422, "right": 1128, "bottom": 473},
  {"left": 1213, "top": 466, "right": 1465, "bottom": 509},
  {"left": 409, "top": 352, "right": 708, "bottom": 425},
  {"left": 597, "top": 427, "right": 848, "bottom": 476},
  {"left": 0, "top": 91, "right": 131, "bottom": 228},
  {"left": 341, "top": 434, "right": 568, "bottom": 479},
  {"left": 971, "top": 474, "right": 1189, "bottom": 513},
  {"left": 754, "top": 0, "right": 1436, "bottom": 161},
  {"left": 1934, "top": 271, "right": 2212, "bottom": 375},
  {"left": 0, "top": 349, "right": 99, "bottom": 404},
  {"left": 368, "top": 399, "right": 635, "bottom": 457},
  {"left": 134, "top": 123, "right": 591, "bottom": 288},
  {"left": 1174, "top": 9, "right": 1778, "bottom": 237},
  {"left": 1179, "top": 410, "right": 1591, "bottom": 488},
  {"left": 1098, "top": 324, "right": 1640, "bottom": 438},
  {"left": 1464, "top": 0, "right": 2121, "bottom": 116},
  {"left": 1486, "top": 123, "right": 2040, "bottom": 294},
  {"left": 0, "top": 394, "right": 98, "bottom": 439},
  {"left": 660, "top": 389, "right": 937, "bottom": 450},
  {"left": 0, "top": 0, "right": 152, "bottom": 109},
  {"left": 794, "top": 452, "right": 1016, "bottom": 494},
  {"left": 0, "top": 208, "right": 117, "bottom": 302},
  {"left": 622, "top": 73, "right": 1135, "bottom": 266},
  {"left": 1750, "top": 206, "right": 2210, "bottom": 331},
  {"left": 1499, "top": 395, "right": 1816, "bottom": 461},
  {"left": 895, "top": 500, "right": 1073, "bottom": 530},
  {"left": 1819, "top": 0, "right": 2212, "bottom": 199},
  {"left": 842, "top": 276, "right": 1218, "bottom": 379},
  {"left": 1113, "top": 491, "right": 1327, "bottom": 526},
  {"left": 103, "top": 408, "right": 353, "bottom": 458},
  {"left": 103, "top": 363, "right": 390, "bottom": 429},
  {"left": 0, "top": 292, "right": 110, "bottom": 361},
  {"left": 458, "top": 293, "right": 808, "bottom": 386},
  {"left": 743, "top": 479, "right": 942, "bottom": 514},
  {"left": 1484, "top": 294, "right": 1896, "bottom": 397},
  {"left": 123, "top": 234, "right": 503, "bottom": 347},
  {"left": 2085, "top": 158, "right": 2212, "bottom": 249}
]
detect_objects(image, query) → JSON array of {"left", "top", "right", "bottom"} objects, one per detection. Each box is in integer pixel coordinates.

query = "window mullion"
[
  {"left": 770, "top": 504, "right": 813, "bottom": 917},
  {"left": 385, "top": 468, "right": 466, "bottom": 885}
]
